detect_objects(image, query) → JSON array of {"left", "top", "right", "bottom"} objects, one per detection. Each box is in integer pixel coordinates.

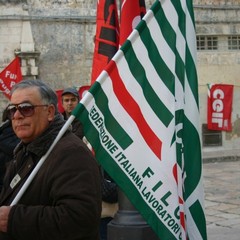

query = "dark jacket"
[
  {"left": 0, "top": 114, "right": 101, "bottom": 240},
  {"left": 0, "top": 120, "right": 20, "bottom": 192},
  {"left": 62, "top": 112, "right": 84, "bottom": 139}
]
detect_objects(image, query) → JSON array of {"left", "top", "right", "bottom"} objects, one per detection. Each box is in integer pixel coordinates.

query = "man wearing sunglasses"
[{"left": 0, "top": 79, "right": 101, "bottom": 240}]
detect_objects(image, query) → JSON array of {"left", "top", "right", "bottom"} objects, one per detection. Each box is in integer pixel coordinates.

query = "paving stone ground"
[{"left": 203, "top": 160, "right": 240, "bottom": 240}]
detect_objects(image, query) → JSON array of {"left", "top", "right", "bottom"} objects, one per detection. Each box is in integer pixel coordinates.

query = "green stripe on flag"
[
  {"left": 73, "top": 83, "right": 133, "bottom": 150},
  {"left": 185, "top": 47, "right": 199, "bottom": 105},
  {"left": 189, "top": 200, "right": 207, "bottom": 240},
  {"left": 122, "top": 40, "right": 174, "bottom": 127},
  {"left": 136, "top": 20, "right": 175, "bottom": 93},
  {"left": 183, "top": 116, "right": 202, "bottom": 197},
  {"left": 89, "top": 82, "right": 133, "bottom": 149},
  {"left": 153, "top": 1, "right": 185, "bottom": 86}
]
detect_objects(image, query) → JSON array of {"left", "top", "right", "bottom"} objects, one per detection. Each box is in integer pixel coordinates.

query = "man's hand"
[{"left": 0, "top": 206, "right": 11, "bottom": 232}]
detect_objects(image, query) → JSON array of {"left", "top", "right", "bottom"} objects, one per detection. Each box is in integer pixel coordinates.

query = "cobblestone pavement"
[{"left": 203, "top": 160, "right": 240, "bottom": 240}]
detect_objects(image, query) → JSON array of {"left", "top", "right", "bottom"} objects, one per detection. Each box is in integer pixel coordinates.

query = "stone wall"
[
  {"left": 194, "top": 0, "right": 240, "bottom": 5},
  {"left": 0, "top": 0, "right": 153, "bottom": 107},
  {"left": 0, "top": 0, "right": 240, "bottom": 154},
  {"left": 193, "top": 1, "right": 240, "bottom": 153}
]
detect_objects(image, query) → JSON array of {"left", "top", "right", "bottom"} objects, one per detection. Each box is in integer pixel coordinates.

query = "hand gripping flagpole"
[{"left": 10, "top": 115, "right": 76, "bottom": 206}]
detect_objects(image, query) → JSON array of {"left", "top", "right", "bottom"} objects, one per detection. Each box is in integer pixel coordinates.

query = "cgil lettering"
[{"left": 211, "top": 89, "right": 224, "bottom": 127}]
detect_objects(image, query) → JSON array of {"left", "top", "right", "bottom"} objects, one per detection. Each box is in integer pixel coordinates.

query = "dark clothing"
[
  {"left": 100, "top": 217, "right": 112, "bottom": 240},
  {"left": 62, "top": 112, "right": 84, "bottom": 139},
  {"left": 0, "top": 114, "right": 101, "bottom": 240},
  {"left": 0, "top": 120, "right": 20, "bottom": 192}
]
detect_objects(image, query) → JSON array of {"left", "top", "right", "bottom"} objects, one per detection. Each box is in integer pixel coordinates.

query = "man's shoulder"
[{"left": 57, "top": 131, "right": 86, "bottom": 150}]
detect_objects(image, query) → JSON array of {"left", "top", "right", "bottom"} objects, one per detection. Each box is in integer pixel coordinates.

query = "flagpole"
[
  {"left": 108, "top": 189, "right": 159, "bottom": 240},
  {"left": 10, "top": 115, "right": 75, "bottom": 206}
]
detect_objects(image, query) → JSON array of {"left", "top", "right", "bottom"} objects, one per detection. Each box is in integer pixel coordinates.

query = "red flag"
[
  {"left": 207, "top": 84, "right": 234, "bottom": 131},
  {"left": 91, "top": 0, "right": 119, "bottom": 85},
  {"left": 119, "top": 0, "right": 146, "bottom": 46},
  {"left": 0, "top": 56, "right": 22, "bottom": 99},
  {"left": 79, "top": 85, "right": 91, "bottom": 99}
]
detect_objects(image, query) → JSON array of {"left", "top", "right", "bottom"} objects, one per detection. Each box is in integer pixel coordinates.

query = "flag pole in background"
[{"left": 72, "top": 0, "right": 207, "bottom": 239}]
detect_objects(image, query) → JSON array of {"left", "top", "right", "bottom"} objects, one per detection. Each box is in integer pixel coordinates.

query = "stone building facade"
[
  {"left": 194, "top": 1, "right": 240, "bottom": 157},
  {"left": 0, "top": 0, "right": 240, "bottom": 157}
]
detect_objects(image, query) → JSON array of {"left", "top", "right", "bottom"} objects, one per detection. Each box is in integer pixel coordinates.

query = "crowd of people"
[{"left": 0, "top": 79, "right": 117, "bottom": 240}]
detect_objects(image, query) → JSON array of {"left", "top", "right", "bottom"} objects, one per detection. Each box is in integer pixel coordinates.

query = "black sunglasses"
[{"left": 6, "top": 103, "right": 48, "bottom": 120}]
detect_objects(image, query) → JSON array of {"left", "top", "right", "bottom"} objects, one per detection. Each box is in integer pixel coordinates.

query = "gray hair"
[{"left": 11, "top": 79, "right": 59, "bottom": 114}]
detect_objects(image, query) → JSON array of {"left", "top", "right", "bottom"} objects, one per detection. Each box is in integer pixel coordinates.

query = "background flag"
[
  {"left": 0, "top": 56, "right": 22, "bottom": 99},
  {"left": 73, "top": 0, "right": 207, "bottom": 239},
  {"left": 207, "top": 83, "right": 233, "bottom": 131},
  {"left": 119, "top": 0, "right": 146, "bottom": 46},
  {"left": 91, "top": 0, "right": 119, "bottom": 84}
]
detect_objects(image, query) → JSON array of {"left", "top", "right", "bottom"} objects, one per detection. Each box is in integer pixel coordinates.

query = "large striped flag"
[
  {"left": 91, "top": 0, "right": 119, "bottom": 84},
  {"left": 73, "top": 0, "right": 207, "bottom": 239},
  {"left": 119, "top": 0, "right": 146, "bottom": 46}
]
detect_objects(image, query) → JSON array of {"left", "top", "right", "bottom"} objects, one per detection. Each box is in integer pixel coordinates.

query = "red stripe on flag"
[{"left": 107, "top": 60, "right": 162, "bottom": 159}]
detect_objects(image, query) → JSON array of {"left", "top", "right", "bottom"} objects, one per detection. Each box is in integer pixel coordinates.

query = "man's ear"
[{"left": 47, "top": 104, "right": 56, "bottom": 121}]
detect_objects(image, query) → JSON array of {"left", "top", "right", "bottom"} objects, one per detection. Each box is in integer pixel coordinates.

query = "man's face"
[
  {"left": 10, "top": 87, "right": 55, "bottom": 143},
  {"left": 62, "top": 93, "right": 78, "bottom": 114}
]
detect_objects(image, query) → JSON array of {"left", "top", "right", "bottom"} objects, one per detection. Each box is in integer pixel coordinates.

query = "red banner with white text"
[
  {"left": 0, "top": 56, "right": 22, "bottom": 99},
  {"left": 208, "top": 84, "right": 234, "bottom": 131}
]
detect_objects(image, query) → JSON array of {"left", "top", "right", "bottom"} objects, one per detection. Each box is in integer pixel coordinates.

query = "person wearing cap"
[{"left": 61, "top": 88, "right": 84, "bottom": 139}]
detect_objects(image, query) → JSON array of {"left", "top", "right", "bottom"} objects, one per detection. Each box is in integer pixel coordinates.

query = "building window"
[
  {"left": 202, "top": 124, "right": 222, "bottom": 147},
  {"left": 197, "top": 36, "right": 218, "bottom": 50},
  {"left": 228, "top": 36, "right": 240, "bottom": 50}
]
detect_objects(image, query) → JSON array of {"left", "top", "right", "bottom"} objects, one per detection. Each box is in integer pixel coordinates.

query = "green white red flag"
[
  {"left": 0, "top": 56, "right": 22, "bottom": 99},
  {"left": 73, "top": 0, "right": 207, "bottom": 239},
  {"left": 91, "top": 0, "right": 119, "bottom": 84}
]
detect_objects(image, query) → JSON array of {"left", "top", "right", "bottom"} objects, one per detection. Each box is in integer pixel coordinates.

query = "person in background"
[
  {"left": 0, "top": 79, "right": 101, "bottom": 240},
  {"left": 0, "top": 108, "right": 20, "bottom": 192},
  {"left": 61, "top": 87, "right": 84, "bottom": 139}
]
